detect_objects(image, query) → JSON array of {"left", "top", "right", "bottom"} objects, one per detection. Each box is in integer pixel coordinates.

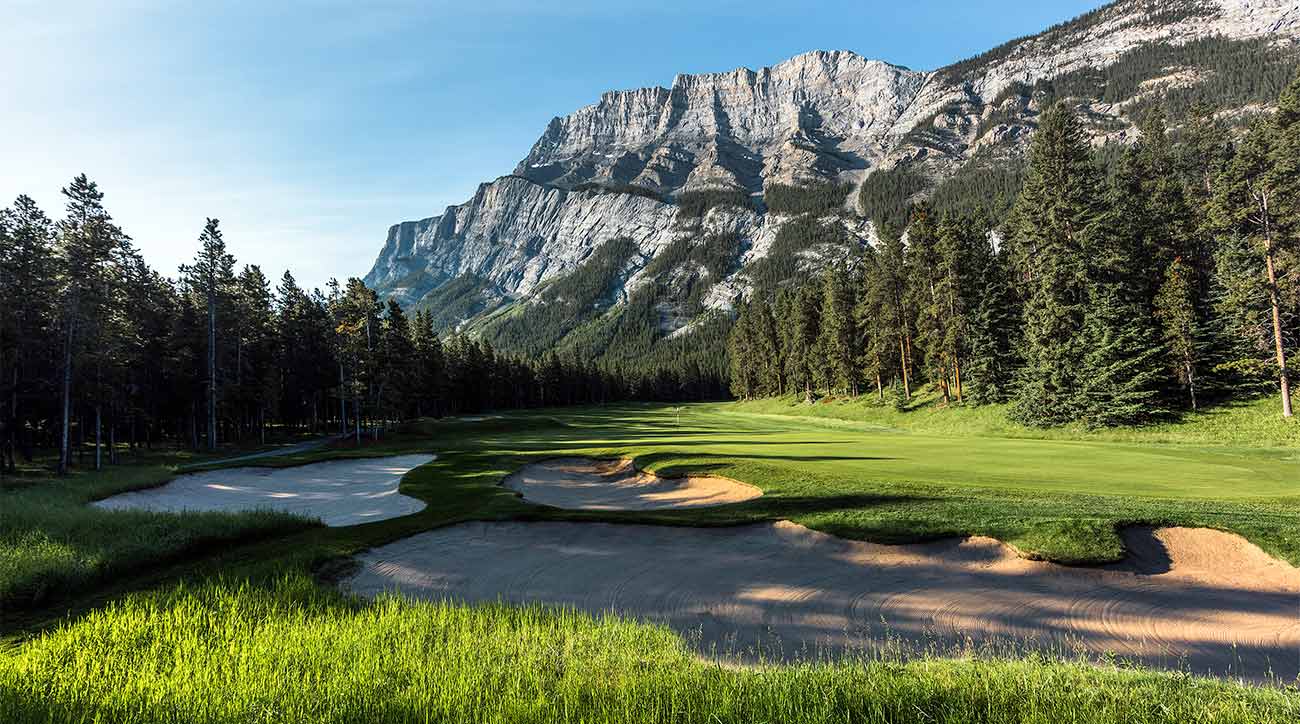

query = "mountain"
[{"left": 363, "top": 0, "right": 1299, "bottom": 371}]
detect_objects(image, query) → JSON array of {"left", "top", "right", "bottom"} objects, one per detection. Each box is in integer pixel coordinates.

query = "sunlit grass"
[
  {"left": 728, "top": 393, "right": 1300, "bottom": 447},
  {"left": 3, "top": 574, "right": 1296, "bottom": 724},
  {"left": 0, "top": 452, "right": 315, "bottom": 609}
]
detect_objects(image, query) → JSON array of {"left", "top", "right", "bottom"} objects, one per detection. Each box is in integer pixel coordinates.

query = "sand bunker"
[
  {"left": 503, "top": 457, "right": 762, "bottom": 510},
  {"left": 346, "top": 521, "right": 1300, "bottom": 680},
  {"left": 94, "top": 454, "right": 433, "bottom": 526}
]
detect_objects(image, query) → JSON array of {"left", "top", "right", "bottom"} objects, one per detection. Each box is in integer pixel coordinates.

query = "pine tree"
[
  {"left": 727, "top": 306, "right": 757, "bottom": 400},
  {"left": 872, "top": 222, "right": 913, "bottom": 399},
  {"left": 855, "top": 254, "right": 889, "bottom": 402},
  {"left": 0, "top": 196, "right": 58, "bottom": 472},
  {"left": 410, "top": 309, "right": 445, "bottom": 418},
  {"left": 234, "top": 265, "right": 277, "bottom": 442},
  {"left": 1077, "top": 149, "right": 1167, "bottom": 427},
  {"left": 377, "top": 299, "right": 416, "bottom": 423},
  {"left": 330, "top": 278, "right": 382, "bottom": 442},
  {"left": 180, "top": 218, "right": 235, "bottom": 449},
  {"left": 1007, "top": 104, "right": 1100, "bottom": 426},
  {"left": 934, "top": 212, "right": 976, "bottom": 403},
  {"left": 56, "top": 175, "right": 125, "bottom": 472},
  {"left": 1211, "top": 117, "right": 1294, "bottom": 418},
  {"left": 908, "top": 206, "right": 949, "bottom": 400},
  {"left": 782, "top": 284, "right": 821, "bottom": 402},
  {"left": 1265, "top": 71, "right": 1300, "bottom": 417},
  {"left": 1155, "top": 257, "right": 1204, "bottom": 409},
  {"left": 817, "top": 265, "right": 857, "bottom": 396},
  {"left": 964, "top": 228, "right": 1020, "bottom": 405},
  {"left": 751, "top": 299, "right": 783, "bottom": 397}
]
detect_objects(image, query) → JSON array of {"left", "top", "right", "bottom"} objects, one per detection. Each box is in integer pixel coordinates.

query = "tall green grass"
[
  {"left": 0, "top": 457, "right": 313, "bottom": 610},
  {"left": 3, "top": 574, "right": 1296, "bottom": 724}
]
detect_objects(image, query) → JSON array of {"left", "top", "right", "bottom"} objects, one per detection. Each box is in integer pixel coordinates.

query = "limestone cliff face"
[
  {"left": 517, "top": 51, "right": 926, "bottom": 193},
  {"left": 365, "top": 0, "right": 1299, "bottom": 336},
  {"left": 363, "top": 175, "right": 772, "bottom": 315}
]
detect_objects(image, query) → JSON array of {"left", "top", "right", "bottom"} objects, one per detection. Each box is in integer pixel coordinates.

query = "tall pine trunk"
[
  {"left": 58, "top": 321, "right": 73, "bottom": 475},
  {"left": 207, "top": 285, "right": 217, "bottom": 449},
  {"left": 954, "top": 355, "right": 964, "bottom": 404},
  {"left": 94, "top": 404, "right": 101, "bottom": 471},
  {"left": 7, "top": 365, "right": 17, "bottom": 474},
  {"left": 898, "top": 338, "right": 911, "bottom": 399},
  {"left": 338, "top": 362, "right": 346, "bottom": 435},
  {"left": 1263, "top": 221, "right": 1293, "bottom": 417}
]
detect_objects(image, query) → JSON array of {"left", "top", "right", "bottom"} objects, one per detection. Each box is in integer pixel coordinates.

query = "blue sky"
[{"left": 1, "top": 0, "right": 1104, "bottom": 290}]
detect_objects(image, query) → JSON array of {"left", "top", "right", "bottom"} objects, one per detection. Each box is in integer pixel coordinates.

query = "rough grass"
[
  {"left": 0, "top": 450, "right": 316, "bottom": 610},
  {"left": 3, "top": 573, "right": 1297, "bottom": 724}
]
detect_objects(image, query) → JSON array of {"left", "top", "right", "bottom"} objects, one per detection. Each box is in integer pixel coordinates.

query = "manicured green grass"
[
  {"left": 6, "top": 398, "right": 1298, "bottom": 617},
  {"left": 322, "top": 403, "right": 1300, "bottom": 565},
  {"left": 3, "top": 573, "right": 1296, "bottom": 724},
  {"left": 4, "top": 403, "right": 1300, "bottom": 721},
  {"left": 730, "top": 393, "right": 1300, "bottom": 447}
]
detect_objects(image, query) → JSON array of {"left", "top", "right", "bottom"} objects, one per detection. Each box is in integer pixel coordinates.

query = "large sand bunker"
[
  {"left": 346, "top": 521, "right": 1300, "bottom": 679},
  {"left": 503, "top": 457, "right": 762, "bottom": 510},
  {"left": 94, "top": 454, "right": 433, "bottom": 526}
]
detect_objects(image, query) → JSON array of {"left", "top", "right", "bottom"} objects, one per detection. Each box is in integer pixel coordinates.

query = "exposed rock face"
[
  {"left": 365, "top": 0, "right": 1299, "bottom": 340},
  {"left": 517, "top": 52, "right": 926, "bottom": 193},
  {"left": 363, "top": 176, "right": 770, "bottom": 314}
]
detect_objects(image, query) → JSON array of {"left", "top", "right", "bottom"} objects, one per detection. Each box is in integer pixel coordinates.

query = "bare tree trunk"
[
  {"left": 1265, "top": 242, "right": 1293, "bottom": 417},
  {"left": 354, "top": 391, "right": 361, "bottom": 446},
  {"left": 1261, "top": 203, "right": 1293, "bottom": 418},
  {"left": 58, "top": 322, "right": 73, "bottom": 475},
  {"left": 208, "top": 283, "right": 217, "bottom": 450},
  {"left": 898, "top": 338, "right": 911, "bottom": 400},
  {"left": 94, "top": 404, "right": 102, "bottom": 471},
  {"left": 6, "top": 365, "right": 17, "bottom": 474},
  {"left": 338, "top": 362, "right": 346, "bottom": 435},
  {"left": 954, "top": 356, "right": 964, "bottom": 404}
]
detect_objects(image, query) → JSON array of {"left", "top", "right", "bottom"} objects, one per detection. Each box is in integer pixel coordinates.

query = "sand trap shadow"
[
  {"left": 344, "top": 520, "right": 1300, "bottom": 681},
  {"left": 93, "top": 454, "right": 434, "bottom": 527},
  {"left": 502, "top": 457, "right": 763, "bottom": 511}
]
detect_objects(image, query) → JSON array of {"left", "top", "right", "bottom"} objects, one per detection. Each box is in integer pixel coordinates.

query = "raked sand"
[
  {"left": 94, "top": 454, "right": 433, "bottom": 526},
  {"left": 347, "top": 458, "right": 1300, "bottom": 680},
  {"left": 503, "top": 457, "right": 762, "bottom": 510}
]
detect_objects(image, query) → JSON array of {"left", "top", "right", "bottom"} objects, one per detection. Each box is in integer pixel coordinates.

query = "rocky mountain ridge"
[{"left": 364, "top": 0, "right": 1299, "bottom": 358}]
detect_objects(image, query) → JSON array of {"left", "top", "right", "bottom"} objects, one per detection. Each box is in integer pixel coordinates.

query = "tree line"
[
  {"left": 0, "top": 181, "right": 684, "bottom": 476},
  {"left": 729, "top": 74, "right": 1300, "bottom": 426}
]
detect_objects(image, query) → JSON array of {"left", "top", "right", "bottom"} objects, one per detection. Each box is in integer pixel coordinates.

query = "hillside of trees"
[
  {"left": 0, "top": 182, "right": 715, "bottom": 477},
  {"left": 729, "top": 73, "right": 1300, "bottom": 426}
]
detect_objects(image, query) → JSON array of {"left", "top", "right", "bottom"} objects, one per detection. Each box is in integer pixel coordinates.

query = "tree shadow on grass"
[{"left": 632, "top": 451, "right": 900, "bottom": 472}]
